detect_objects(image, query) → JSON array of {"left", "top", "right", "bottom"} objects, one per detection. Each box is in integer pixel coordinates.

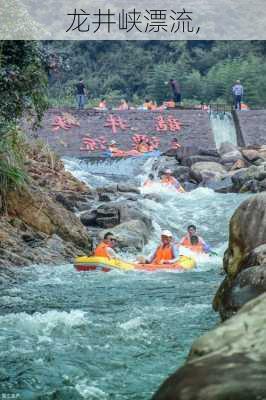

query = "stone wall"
[
  {"left": 26, "top": 108, "right": 215, "bottom": 158},
  {"left": 236, "top": 110, "right": 266, "bottom": 146}
]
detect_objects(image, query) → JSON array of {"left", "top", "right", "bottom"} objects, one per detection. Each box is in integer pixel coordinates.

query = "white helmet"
[
  {"left": 161, "top": 230, "right": 173, "bottom": 237},
  {"left": 165, "top": 169, "right": 172, "bottom": 174},
  {"left": 110, "top": 140, "right": 117, "bottom": 145}
]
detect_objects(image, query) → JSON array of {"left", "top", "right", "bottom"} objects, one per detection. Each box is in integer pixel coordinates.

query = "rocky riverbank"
[
  {"left": 0, "top": 146, "right": 156, "bottom": 267},
  {"left": 162, "top": 142, "right": 266, "bottom": 194},
  {"left": 0, "top": 149, "right": 93, "bottom": 267},
  {"left": 152, "top": 191, "right": 266, "bottom": 399}
]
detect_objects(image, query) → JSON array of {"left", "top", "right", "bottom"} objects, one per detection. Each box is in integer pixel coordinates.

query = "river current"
[{"left": 0, "top": 156, "right": 249, "bottom": 399}]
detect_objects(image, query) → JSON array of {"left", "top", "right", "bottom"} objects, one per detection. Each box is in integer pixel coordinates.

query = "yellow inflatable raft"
[{"left": 74, "top": 255, "right": 196, "bottom": 272}]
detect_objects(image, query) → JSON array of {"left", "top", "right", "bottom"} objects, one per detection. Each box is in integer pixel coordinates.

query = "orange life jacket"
[
  {"left": 185, "top": 243, "right": 204, "bottom": 253},
  {"left": 181, "top": 237, "right": 191, "bottom": 247},
  {"left": 161, "top": 176, "right": 177, "bottom": 186},
  {"left": 109, "top": 146, "right": 125, "bottom": 156},
  {"left": 153, "top": 244, "right": 174, "bottom": 264},
  {"left": 181, "top": 236, "right": 204, "bottom": 253},
  {"left": 94, "top": 242, "right": 110, "bottom": 258},
  {"left": 165, "top": 101, "right": 176, "bottom": 108},
  {"left": 144, "top": 180, "right": 154, "bottom": 187}
]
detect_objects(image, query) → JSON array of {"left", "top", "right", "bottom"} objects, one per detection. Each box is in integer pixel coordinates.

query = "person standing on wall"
[
  {"left": 76, "top": 78, "right": 87, "bottom": 109},
  {"left": 169, "top": 79, "right": 181, "bottom": 106},
  {"left": 232, "top": 80, "right": 244, "bottom": 110}
]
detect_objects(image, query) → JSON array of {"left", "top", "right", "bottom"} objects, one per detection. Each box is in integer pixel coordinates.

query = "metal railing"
[{"left": 209, "top": 103, "right": 233, "bottom": 113}]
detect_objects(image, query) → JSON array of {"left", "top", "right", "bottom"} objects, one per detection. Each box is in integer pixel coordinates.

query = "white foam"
[
  {"left": 75, "top": 380, "right": 108, "bottom": 399},
  {"left": 0, "top": 310, "right": 90, "bottom": 336}
]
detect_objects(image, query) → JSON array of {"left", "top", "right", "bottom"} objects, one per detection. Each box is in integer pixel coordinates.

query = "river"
[{"left": 0, "top": 152, "right": 249, "bottom": 400}]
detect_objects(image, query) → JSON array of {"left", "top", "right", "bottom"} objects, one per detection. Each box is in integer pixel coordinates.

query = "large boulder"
[
  {"left": 171, "top": 166, "right": 191, "bottom": 182},
  {"left": 190, "top": 162, "right": 227, "bottom": 183},
  {"left": 216, "top": 265, "right": 266, "bottom": 318},
  {"left": 204, "top": 176, "right": 234, "bottom": 193},
  {"left": 231, "top": 163, "right": 266, "bottom": 192},
  {"left": 241, "top": 148, "right": 261, "bottom": 162},
  {"left": 117, "top": 184, "right": 140, "bottom": 194},
  {"left": 81, "top": 201, "right": 152, "bottom": 230},
  {"left": 223, "top": 193, "right": 266, "bottom": 279},
  {"left": 218, "top": 142, "right": 243, "bottom": 165},
  {"left": 7, "top": 187, "right": 91, "bottom": 251},
  {"left": 213, "top": 193, "right": 266, "bottom": 319},
  {"left": 152, "top": 294, "right": 266, "bottom": 400},
  {"left": 99, "top": 219, "right": 151, "bottom": 250}
]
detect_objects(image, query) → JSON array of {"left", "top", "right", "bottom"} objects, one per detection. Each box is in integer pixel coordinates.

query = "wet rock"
[
  {"left": 204, "top": 176, "right": 234, "bottom": 193},
  {"left": 218, "top": 142, "right": 243, "bottom": 165},
  {"left": 100, "top": 219, "right": 151, "bottom": 250},
  {"left": 222, "top": 265, "right": 266, "bottom": 317},
  {"left": 231, "top": 163, "right": 266, "bottom": 192},
  {"left": 143, "top": 193, "right": 162, "bottom": 202},
  {"left": 98, "top": 193, "right": 112, "bottom": 202},
  {"left": 94, "top": 201, "right": 152, "bottom": 230},
  {"left": 80, "top": 210, "right": 97, "bottom": 226},
  {"left": 183, "top": 155, "right": 220, "bottom": 167},
  {"left": 223, "top": 192, "right": 266, "bottom": 278},
  {"left": 95, "top": 204, "right": 120, "bottom": 228},
  {"left": 55, "top": 193, "right": 76, "bottom": 212},
  {"left": 183, "top": 182, "right": 198, "bottom": 192},
  {"left": 117, "top": 184, "right": 140, "bottom": 194},
  {"left": 171, "top": 166, "right": 190, "bottom": 179},
  {"left": 218, "top": 142, "right": 240, "bottom": 156},
  {"left": 244, "top": 244, "right": 266, "bottom": 267},
  {"left": 7, "top": 187, "right": 92, "bottom": 252},
  {"left": 123, "top": 194, "right": 139, "bottom": 201},
  {"left": 176, "top": 144, "right": 200, "bottom": 164},
  {"left": 259, "top": 178, "right": 266, "bottom": 191},
  {"left": 199, "top": 148, "right": 220, "bottom": 158},
  {"left": 258, "top": 145, "right": 266, "bottom": 159},
  {"left": 241, "top": 148, "right": 261, "bottom": 162},
  {"left": 230, "top": 168, "right": 249, "bottom": 190},
  {"left": 75, "top": 201, "right": 93, "bottom": 212},
  {"left": 190, "top": 162, "right": 227, "bottom": 183},
  {"left": 152, "top": 294, "right": 266, "bottom": 400},
  {"left": 213, "top": 193, "right": 266, "bottom": 318},
  {"left": 230, "top": 159, "right": 246, "bottom": 171},
  {"left": 97, "top": 185, "right": 118, "bottom": 194},
  {"left": 239, "top": 179, "right": 260, "bottom": 193}
]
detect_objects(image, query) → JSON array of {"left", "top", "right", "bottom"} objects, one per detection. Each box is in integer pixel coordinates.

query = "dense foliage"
[
  {"left": 0, "top": 41, "right": 48, "bottom": 209},
  {"left": 45, "top": 41, "right": 266, "bottom": 107}
]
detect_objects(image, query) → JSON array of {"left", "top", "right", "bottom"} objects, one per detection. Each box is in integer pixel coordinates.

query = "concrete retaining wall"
[
  {"left": 26, "top": 108, "right": 215, "bottom": 158},
  {"left": 236, "top": 110, "right": 266, "bottom": 146}
]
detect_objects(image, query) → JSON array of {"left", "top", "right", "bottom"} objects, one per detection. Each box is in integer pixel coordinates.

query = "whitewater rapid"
[{"left": 0, "top": 156, "right": 249, "bottom": 400}]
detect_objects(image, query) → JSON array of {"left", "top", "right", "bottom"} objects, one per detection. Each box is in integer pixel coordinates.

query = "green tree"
[{"left": 0, "top": 41, "right": 48, "bottom": 210}]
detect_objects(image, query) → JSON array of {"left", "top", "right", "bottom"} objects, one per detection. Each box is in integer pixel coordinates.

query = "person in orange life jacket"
[
  {"left": 98, "top": 98, "right": 107, "bottom": 109},
  {"left": 94, "top": 232, "right": 120, "bottom": 259},
  {"left": 186, "top": 235, "right": 205, "bottom": 253},
  {"left": 108, "top": 140, "right": 124, "bottom": 156},
  {"left": 161, "top": 169, "right": 185, "bottom": 192},
  {"left": 147, "top": 230, "right": 179, "bottom": 265},
  {"left": 171, "top": 138, "right": 181, "bottom": 150},
  {"left": 118, "top": 99, "right": 129, "bottom": 110},
  {"left": 180, "top": 224, "right": 210, "bottom": 252},
  {"left": 144, "top": 173, "right": 155, "bottom": 187},
  {"left": 136, "top": 139, "right": 150, "bottom": 153}
]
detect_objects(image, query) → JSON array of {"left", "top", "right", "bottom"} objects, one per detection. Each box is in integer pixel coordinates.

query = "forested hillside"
[{"left": 45, "top": 41, "right": 266, "bottom": 107}]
